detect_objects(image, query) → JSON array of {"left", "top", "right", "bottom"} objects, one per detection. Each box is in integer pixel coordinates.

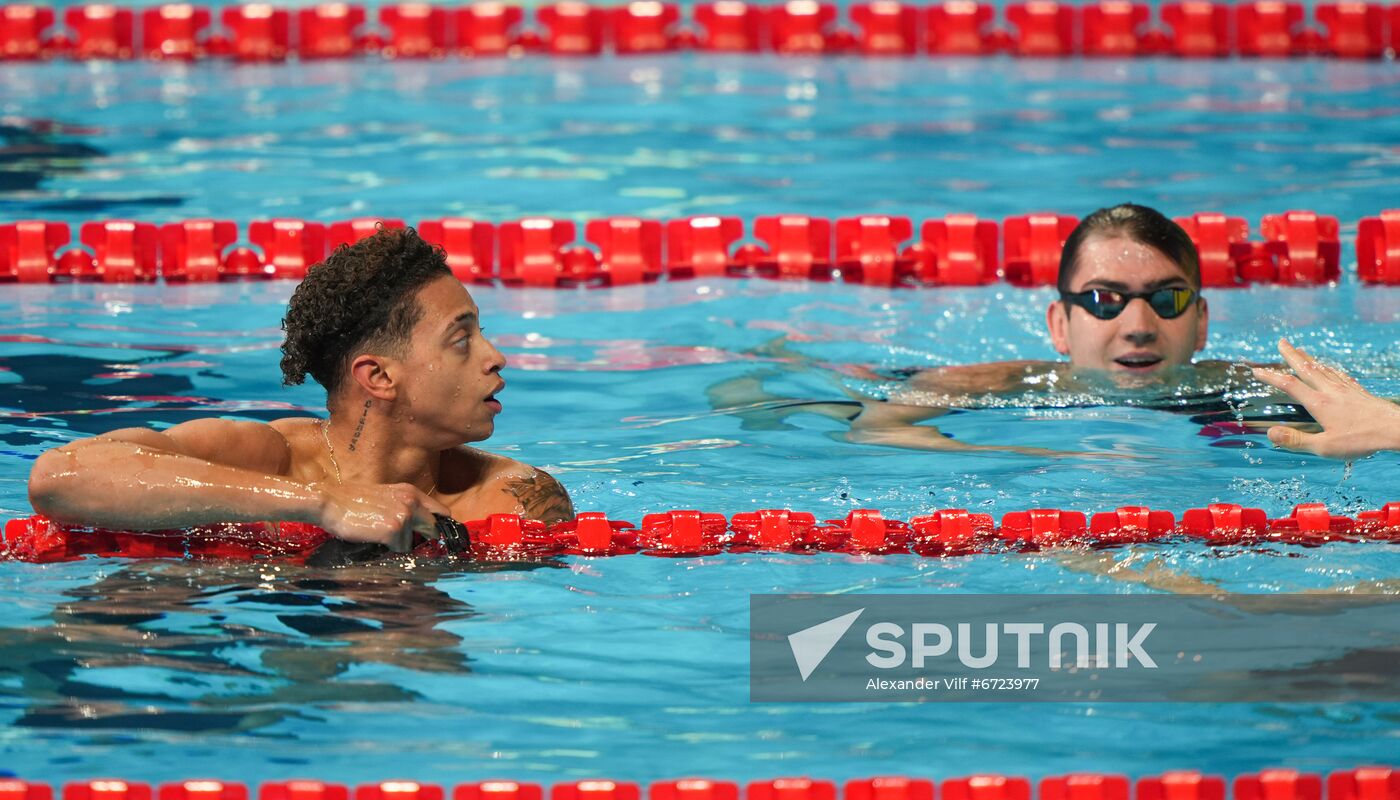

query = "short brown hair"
[{"left": 1058, "top": 204, "right": 1200, "bottom": 293}]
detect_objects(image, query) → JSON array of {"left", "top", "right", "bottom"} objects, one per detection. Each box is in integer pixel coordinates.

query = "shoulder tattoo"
[{"left": 505, "top": 468, "right": 575, "bottom": 525}]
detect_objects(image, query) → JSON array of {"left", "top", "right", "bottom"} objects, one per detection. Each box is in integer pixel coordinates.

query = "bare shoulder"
[
  {"left": 93, "top": 417, "right": 305, "bottom": 476},
  {"left": 1190, "top": 359, "right": 1269, "bottom": 384},
  {"left": 269, "top": 417, "right": 334, "bottom": 479},
  {"left": 446, "top": 447, "right": 576, "bottom": 525},
  {"left": 269, "top": 417, "right": 323, "bottom": 451},
  {"left": 490, "top": 458, "right": 576, "bottom": 525},
  {"left": 1195, "top": 358, "right": 1274, "bottom": 370},
  {"left": 901, "top": 360, "right": 1051, "bottom": 395}
]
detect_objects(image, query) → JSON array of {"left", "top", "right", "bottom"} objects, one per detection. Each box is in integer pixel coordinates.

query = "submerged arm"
[
  {"left": 1053, "top": 548, "right": 1223, "bottom": 594},
  {"left": 846, "top": 401, "right": 1128, "bottom": 459},
  {"left": 898, "top": 360, "right": 1049, "bottom": 397}
]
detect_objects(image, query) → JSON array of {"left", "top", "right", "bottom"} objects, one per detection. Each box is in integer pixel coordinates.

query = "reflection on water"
[
  {"left": 0, "top": 119, "right": 103, "bottom": 194},
  {"left": 0, "top": 559, "right": 557, "bottom": 734},
  {"left": 1, "top": 60, "right": 1397, "bottom": 226},
  {"left": 0, "top": 351, "right": 293, "bottom": 447},
  {"left": 0, "top": 117, "right": 184, "bottom": 213}
]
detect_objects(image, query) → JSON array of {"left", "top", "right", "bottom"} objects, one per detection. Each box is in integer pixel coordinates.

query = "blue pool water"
[
  {"left": 2, "top": 59, "right": 1398, "bottom": 226},
  {"left": 2, "top": 57, "right": 1399, "bottom": 782}
]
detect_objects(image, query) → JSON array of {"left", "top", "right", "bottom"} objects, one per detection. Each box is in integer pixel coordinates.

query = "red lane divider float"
[
  {"left": 3, "top": 501, "right": 1399, "bottom": 563},
  {"left": 4, "top": 0, "right": 1400, "bottom": 60},
  {"left": 0, "top": 771, "right": 1396, "bottom": 800},
  {"left": 1, "top": 209, "right": 1395, "bottom": 287}
]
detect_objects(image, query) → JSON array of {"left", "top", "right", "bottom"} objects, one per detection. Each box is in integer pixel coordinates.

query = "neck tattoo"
[
  {"left": 321, "top": 417, "right": 438, "bottom": 497},
  {"left": 348, "top": 398, "right": 370, "bottom": 452}
]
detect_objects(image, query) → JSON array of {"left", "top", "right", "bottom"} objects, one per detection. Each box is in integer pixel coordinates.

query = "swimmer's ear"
[
  {"left": 348, "top": 353, "right": 399, "bottom": 401},
  {"left": 1194, "top": 296, "right": 1209, "bottom": 353},
  {"left": 1046, "top": 299, "right": 1071, "bottom": 356}
]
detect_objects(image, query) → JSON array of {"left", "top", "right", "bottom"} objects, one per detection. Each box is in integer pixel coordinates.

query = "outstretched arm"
[
  {"left": 27, "top": 419, "right": 448, "bottom": 550},
  {"left": 1252, "top": 338, "right": 1400, "bottom": 459}
]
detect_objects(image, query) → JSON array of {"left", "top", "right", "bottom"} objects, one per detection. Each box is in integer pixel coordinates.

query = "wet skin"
[
  {"left": 26, "top": 276, "right": 574, "bottom": 553},
  {"left": 1046, "top": 235, "right": 1208, "bottom": 378}
]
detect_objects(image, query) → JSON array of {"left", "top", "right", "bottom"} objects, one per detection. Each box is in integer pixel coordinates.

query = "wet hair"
[
  {"left": 280, "top": 227, "right": 451, "bottom": 398},
  {"left": 1057, "top": 203, "right": 1201, "bottom": 293}
]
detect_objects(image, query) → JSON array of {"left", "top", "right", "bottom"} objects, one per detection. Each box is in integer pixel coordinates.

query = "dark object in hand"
[
  {"left": 435, "top": 513, "right": 470, "bottom": 554},
  {"left": 308, "top": 515, "right": 472, "bottom": 567}
]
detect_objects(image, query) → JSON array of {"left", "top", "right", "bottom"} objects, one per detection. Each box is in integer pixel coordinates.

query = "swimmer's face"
[
  {"left": 397, "top": 275, "right": 508, "bottom": 443},
  {"left": 1046, "top": 235, "right": 1208, "bottom": 377}
]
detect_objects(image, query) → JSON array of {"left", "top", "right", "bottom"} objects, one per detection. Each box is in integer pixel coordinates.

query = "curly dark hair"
[{"left": 280, "top": 227, "right": 451, "bottom": 399}]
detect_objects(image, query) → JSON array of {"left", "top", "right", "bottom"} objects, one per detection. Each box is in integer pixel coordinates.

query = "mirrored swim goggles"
[{"left": 1059, "top": 287, "right": 1198, "bottom": 320}]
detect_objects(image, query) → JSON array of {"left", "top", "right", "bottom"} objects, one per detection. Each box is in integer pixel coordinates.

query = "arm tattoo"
[{"left": 505, "top": 468, "right": 575, "bottom": 525}]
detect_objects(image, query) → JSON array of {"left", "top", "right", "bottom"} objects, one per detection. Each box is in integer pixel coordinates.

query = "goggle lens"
[{"left": 1063, "top": 288, "right": 1196, "bottom": 320}]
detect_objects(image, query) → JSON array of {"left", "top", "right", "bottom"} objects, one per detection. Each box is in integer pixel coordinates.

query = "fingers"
[
  {"left": 1312, "top": 357, "right": 1364, "bottom": 390},
  {"left": 1277, "top": 338, "right": 1362, "bottom": 391},
  {"left": 380, "top": 509, "right": 426, "bottom": 553},
  {"left": 1253, "top": 366, "right": 1321, "bottom": 407},
  {"left": 408, "top": 504, "right": 440, "bottom": 540},
  {"left": 396, "top": 503, "right": 431, "bottom": 552},
  {"left": 377, "top": 493, "right": 418, "bottom": 552},
  {"left": 1252, "top": 420, "right": 1323, "bottom": 434},
  {"left": 384, "top": 483, "right": 450, "bottom": 539},
  {"left": 420, "top": 492, "right": 454, "bottom": 518},
  {"left": 1276, "top": 338, "right": 1324, "bottom": 390},
  {"left": 1264, "top": 340, "right": 1374, "bottom": 413},
  {"left": 1266, "top": 423, "right": 1320, "bottom": 454},
  {"left": 411, "top": 489, "right": 455, "bottom": 540},
  {"left": 388, "top": 525, "right": 414, "bottom": 553}
]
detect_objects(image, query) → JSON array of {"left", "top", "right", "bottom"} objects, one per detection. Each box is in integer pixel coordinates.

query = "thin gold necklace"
[{"left": 320, "top": 418, "right": 438, "bottom": 496}]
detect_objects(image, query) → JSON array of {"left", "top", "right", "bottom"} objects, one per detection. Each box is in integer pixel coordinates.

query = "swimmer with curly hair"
[{"left": 27, "top": 227, "right": 573, "bottom": 557}]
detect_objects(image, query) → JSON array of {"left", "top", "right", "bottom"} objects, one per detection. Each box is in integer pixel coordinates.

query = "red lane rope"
[
  {"left": 3, "top": 209, "right": 1398, "bottom": 287},
  {"left": 3, "top": 502, "right": 1398, "bottom": 562},
  {"left": 1, "top": 1, "right": 1397, "bottom": 61},
  {"left": 1, "top": 769, "right": 1397, "bottom": 800}
]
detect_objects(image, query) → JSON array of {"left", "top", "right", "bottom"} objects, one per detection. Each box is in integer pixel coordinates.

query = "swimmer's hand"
[
  {"left": 309, "top": 481, "right": 455, "bottom": 553},
  {"left": 1252, "top": 338, "right": 1400, "bottom": 459}
]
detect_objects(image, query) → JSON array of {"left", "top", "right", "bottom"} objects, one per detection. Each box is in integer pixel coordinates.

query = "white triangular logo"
[{"left": 788, "top": 608, "right": 865, "bottom": 681}]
